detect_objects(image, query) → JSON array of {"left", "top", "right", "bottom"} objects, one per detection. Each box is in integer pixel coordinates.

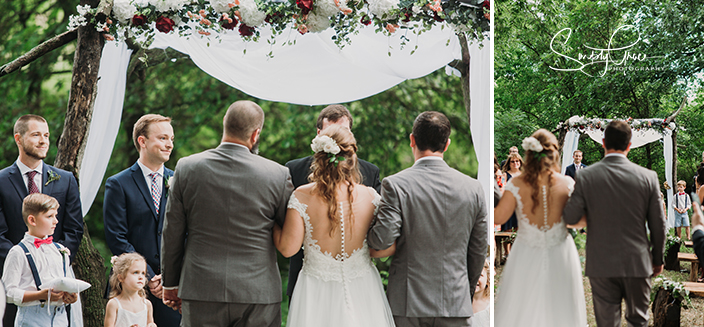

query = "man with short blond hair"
[{"left": 104, "top": 113, "right": 180, "bottom": 326}]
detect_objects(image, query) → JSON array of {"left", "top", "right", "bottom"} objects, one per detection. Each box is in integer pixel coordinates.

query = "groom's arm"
[
  {"left": 563, "top": 173, "right": 587, "bottom": 225},
  {"left": 646, "top": 171, "right": 666, "bottom": 269},
  {"left": 367, "top": 178, "right": 402, "bottom": 250},
  {"left": 467, "top": 189, "right": 488, "bottom": 297},
  {"left": 161, "top": 167, "right": 187, "bottom": 289}
]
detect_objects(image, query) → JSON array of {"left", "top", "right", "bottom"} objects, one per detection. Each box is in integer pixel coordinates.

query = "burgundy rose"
[
  {"left": 155, "top": 16, "right": 175, "bottom": 33},
  {"left": 132, "top": 14, "right": 147, "bottom": 27},
  {"left": 220, "top": 16, "right": 238, "bottom": 30},
  {"left": 402, "top": 12, "right": 412, "bottom": 23},
  {"left": 265, "top": 12, "right": 283, "bottom": 24},
  {"left": 296, "top": 0, "right": 313, "bottom": 15},
  {"left": 482, "top": 0, "right": 490, "bottom": 9},
  {"left": 360, "top": 14, "right": 371, "bottom": 26},
  {"left": 239, "top": 23, "right": 255, "bottom": 37},
  {"left": 433, "top": 12, "right": 444, "bottom": 22}
]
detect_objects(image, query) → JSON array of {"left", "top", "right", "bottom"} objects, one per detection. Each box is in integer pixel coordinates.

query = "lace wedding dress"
[
  {"left": 286, "top": 187, "right": 395, "bottom": 327},
  {"left": 495, "top": 178, "right": 587, "bottom": 327}
]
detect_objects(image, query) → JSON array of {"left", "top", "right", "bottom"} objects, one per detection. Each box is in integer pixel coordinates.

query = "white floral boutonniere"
[
  {"left": 45, "top": 170, "right": 61, "bottom": 186},
  {"left": 58, "top": 246, "right": 70, "bottom": 257},
  {"left": 164, "top": 175, "right": 172, "bottom": 191}
]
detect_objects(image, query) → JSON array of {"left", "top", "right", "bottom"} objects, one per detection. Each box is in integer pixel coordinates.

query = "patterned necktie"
[
  {"left": 27, "top": 171, "right": 40, "bottom": 194},
  {"left": 149, "top": 172, "right": 161, "bottom": 214}
]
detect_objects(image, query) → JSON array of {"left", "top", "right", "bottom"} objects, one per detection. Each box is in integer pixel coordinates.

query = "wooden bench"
[
  {"left": 678, "top": 252, "right": 700, "bottom": 282},
  {"left": 684, "top": 240, "right": 693, "bottom": 248},
  {"left": 683, "top": 282, "right": 704, "bottom": 297}
]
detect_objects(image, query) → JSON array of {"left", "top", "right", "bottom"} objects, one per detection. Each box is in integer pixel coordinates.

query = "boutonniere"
[
  {"left": 164, "top": 175, "right": 171, "bottom": 190},
  {"left": 58, "top": 246, "right": 70, "bottom": 257},
  {"left": 45, "top": 170, "right": 60, "bottom": 186}
]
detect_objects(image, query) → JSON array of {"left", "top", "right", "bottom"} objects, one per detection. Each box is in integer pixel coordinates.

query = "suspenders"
[{"left": 17, "top": 242, "right": 67, "bottom": 291}]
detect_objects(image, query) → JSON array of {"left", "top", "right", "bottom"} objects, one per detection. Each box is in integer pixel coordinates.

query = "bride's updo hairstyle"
[
  {"left": 309, "top": 124, "right": 362, "bottom": 235},
  {"left": 521, "top": 129, "right": 561, "bottom": 214}
]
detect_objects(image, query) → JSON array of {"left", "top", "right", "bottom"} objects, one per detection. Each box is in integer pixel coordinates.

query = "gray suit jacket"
[
  {"left": 563, "top": 154, "right": 666, "bottom": 278},
  {"left": 367, "top": 158, "right": 488, "bottom": 318},
  {"left": 161, "top": 143, "right": 294, "bottom": 303}
]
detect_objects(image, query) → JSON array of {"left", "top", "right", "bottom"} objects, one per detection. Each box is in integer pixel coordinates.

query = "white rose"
[
  {"left": 239, "top": 0, "right": 266, "bottom": 27},
  {"left": 210, "top": 0, "right": 233, "bottom": 13},
  {"left": 315, "top": 0, "right": 340, "bottom": 17},
  {"left": 522, "top": 137, "right": 544, "bottom": 153},
  {"left": 368, "top": 0, "right": 400, "bottom": 20},
  {"left": 306, "top": 12, "right": 331, "bottom": 33},
  {"left": 112, "top": 0, "right": 137, "bottom": 23}
]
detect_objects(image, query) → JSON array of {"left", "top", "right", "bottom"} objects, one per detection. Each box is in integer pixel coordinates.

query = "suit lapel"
[
  {"left": 130, "top": 162, "right": 158, "bottom": 220},
  {"left": 7, "top": 163, "right": 28, "bottom": 200},
  {"left": 42, "top": 162, "right": 56, "bottom": 196},
  {"left": 158, "top": 169, "right": 173, "bottom": 220}
]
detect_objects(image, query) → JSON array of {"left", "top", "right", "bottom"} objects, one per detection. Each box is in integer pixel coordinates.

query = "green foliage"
[{"left": 495, "top": 0, "right": 704, "bottom": 191}]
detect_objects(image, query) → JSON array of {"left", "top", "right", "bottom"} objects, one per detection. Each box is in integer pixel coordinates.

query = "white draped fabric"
[
  {"left": 560, "top": 127, "right": 675, "bottom": 228},
  {"left": 78, "top": 41, "right": 133, "bottom": 216},
  {"left": 468, "top": 39, "right": 493, "bottom": 225},
  {"left": 78, "top": 26, "right": 490, "bottom": 218},
  {"left": 150, "top": 24, "right": 461, "bottom": 105}
]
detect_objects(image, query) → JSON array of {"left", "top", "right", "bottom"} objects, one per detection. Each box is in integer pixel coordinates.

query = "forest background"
[
  {"left": 495, "top": 0, "right": 704, "bottom": 190},
  {"left": 0, "top": 0, "right": 477, "bottom": 318}
]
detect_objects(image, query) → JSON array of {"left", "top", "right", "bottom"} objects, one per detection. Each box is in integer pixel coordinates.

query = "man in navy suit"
[
  {"left": 285, "top": 105, "right": 381, "bottom": 303},
  {"left": 0, "top": 114, "right": 84, "bottom": 326},
  {"left": 565, "top": 149, "right": 587, "bottom": 179},
  {"left": 104, "top": 114, "right": 181, "bottom": 326}
]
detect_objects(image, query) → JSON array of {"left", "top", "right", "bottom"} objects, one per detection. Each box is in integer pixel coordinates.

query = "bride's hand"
[{"left": 566, "top": 215, "right": 586, "bottom": 229}]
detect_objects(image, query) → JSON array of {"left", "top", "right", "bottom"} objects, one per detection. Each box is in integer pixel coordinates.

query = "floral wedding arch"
[
  {"left": 558, "top": 116, "right": 678, "bottom": 228},
  {"left": 73, "top": 0, "right": 493, "bottom": 220}
]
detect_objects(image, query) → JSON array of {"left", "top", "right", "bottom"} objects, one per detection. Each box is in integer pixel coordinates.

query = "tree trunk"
[
  {"left": 651, "top": 288, "right": 681, "bottom": 327},
  {"left": 53, "top": 0, "right": 107, "bottom": 325}
]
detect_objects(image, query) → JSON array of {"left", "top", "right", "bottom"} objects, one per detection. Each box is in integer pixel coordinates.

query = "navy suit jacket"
[
  {"left": 694, "top": 229, "right": 704, "bottom": 268},
  {"left": 104, "top": 162, "right": 173, "bottom": 278},
  {"left": 284, "top": 155, "right": 381, "bottom": 298},
  {"left": 565, "top": 163, "right": 587, "bottom": 179},
  {"left": 0, "top": 162, "right": 83, "bottom": 270}
]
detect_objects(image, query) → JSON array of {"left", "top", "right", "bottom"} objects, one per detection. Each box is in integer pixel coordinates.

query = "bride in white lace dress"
[
  {"left": 273, "top": 125, "right": 395, "bottom": 327},
  {"left": 494, "top": 129, "right": 587, "bottom": 327}
]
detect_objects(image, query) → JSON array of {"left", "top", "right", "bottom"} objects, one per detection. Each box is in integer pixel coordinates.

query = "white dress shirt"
[
  {"left": 2, "top": 233, "right": 69, "bottom": 306},
  {"left": 137, "top": 159, "right": 164, "bottom": 197},
  {"left": 16, "top": 159, "right": 43, "bottom": 194}
]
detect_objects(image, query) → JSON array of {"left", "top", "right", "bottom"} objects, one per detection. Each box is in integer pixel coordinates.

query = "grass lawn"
[{"left": 494, "top": 232, "right": 704, "bottom": 326}]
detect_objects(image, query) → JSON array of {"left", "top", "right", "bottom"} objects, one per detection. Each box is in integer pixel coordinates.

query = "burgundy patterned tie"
[
  {"left": 149, "top": 172, "right": 161, "bottom": 214},
  {"left": 26, "top": 171, "right": 40, "bottom": 194}
]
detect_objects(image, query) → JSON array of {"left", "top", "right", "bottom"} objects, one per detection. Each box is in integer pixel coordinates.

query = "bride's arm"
[
  {"left": 273, "top": 208, "right": 305, "bottom": 258},
  {"left": 494, "top": 191, "right": 517, "bottom": 225},
  {"left": 370, "top": 242, "right": 396, "bottom": 258}
]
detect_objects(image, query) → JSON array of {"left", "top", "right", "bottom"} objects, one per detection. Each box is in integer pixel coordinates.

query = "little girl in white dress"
[{"left": 104, "top": 253, "right": 157, "bottom": 327}]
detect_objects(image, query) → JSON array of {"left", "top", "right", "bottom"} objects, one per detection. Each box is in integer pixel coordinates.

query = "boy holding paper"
[{"left": 2, "top": 193, "right": 78, "bottom": 326}]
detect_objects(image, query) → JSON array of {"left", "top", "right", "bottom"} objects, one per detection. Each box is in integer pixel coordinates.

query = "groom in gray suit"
[
  {"left": 161, "top": 100, "right": 294, "bottom": 327},
  {"left": 368, "top": 111, "right": 488, "bottom": 327},
  {"left": 564, "top": 120, "right": 666, "bottom": 327}
]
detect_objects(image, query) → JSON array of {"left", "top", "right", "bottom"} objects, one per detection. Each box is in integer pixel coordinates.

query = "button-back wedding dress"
[
  {"left": 495, "top": 177, "right": 587, "bottom": 327},
  {"left": 286, "top": 186, "right": 395, "bottom": 327}
]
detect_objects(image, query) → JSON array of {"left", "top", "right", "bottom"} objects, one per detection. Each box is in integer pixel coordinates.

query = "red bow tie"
[
  {"left": 679, "top": 192, "right": 685, "bottom": 195},
  {"left": 33, "top": 236, "right": 53, "bottom": 248}
]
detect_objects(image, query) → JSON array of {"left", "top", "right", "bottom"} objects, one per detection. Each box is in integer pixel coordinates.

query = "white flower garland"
[
  {"left": 368, "top": 0, "right": 400, "bottom": 20},
  {"left": 239, "top": 0, "right": 267, "bottom": 27},
  {"left": 112, "top": 0, "right": 137, "bottom": 23},
  {"left": 311, "top": 135, "right": 341, "bottom": 155}
]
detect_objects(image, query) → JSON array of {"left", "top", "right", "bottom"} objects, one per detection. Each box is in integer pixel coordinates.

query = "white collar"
[
  {"left": 137, "top": 159, "right": 164, "bottom": 178},
  {"left": 413, "top": 156, "right": 444, "bottom": 166},
  {"left": 16, "top": 158, "right": 43, "bottom": 176}
]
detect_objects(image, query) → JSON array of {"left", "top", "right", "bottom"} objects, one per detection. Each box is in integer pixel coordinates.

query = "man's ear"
[
  {"left": 137, "top": 135, "right": 147, "bottom": 150},
  {"left": 443, "top": 138, "right": 451, "bottom": 152},
  {"left": 13, "top": 133, "right": 21, "bottom": 146},
  {"left": 251, "top": 128, "right": 261, "bottom": 145},
  {"left": 409, "top": 133, "right": 415, "bottom": 148}
]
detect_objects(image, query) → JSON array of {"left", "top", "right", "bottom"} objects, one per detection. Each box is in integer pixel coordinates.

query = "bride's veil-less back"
[{"left": 286, "top": 184, "right": 395, "bottom": 327}]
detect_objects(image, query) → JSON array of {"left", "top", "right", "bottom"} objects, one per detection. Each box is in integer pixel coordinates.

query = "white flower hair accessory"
[
  {"left": 311, "top": 135, "right": 345, "bottom": 166},
  {"left": 110, "top": 255, "right": 119, "bottom": 266},
  {"left": 522, "top": 136, "right": 544, "bottom": 153}
]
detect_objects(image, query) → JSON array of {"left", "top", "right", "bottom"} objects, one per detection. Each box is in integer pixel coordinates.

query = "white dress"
[
  {"left": 286, "top": 191, "right": 395, "bottom": 327},
  {"left": 114, "top": 298, "right": 148, "bottom": 327},
  {"left": 495, "top": 179, "right": 587, "bottom": 327}
]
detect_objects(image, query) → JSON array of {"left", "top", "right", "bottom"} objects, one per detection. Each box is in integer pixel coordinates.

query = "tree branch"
[
  {"left": 0, "top": 29, "right": 77, "bottom": 78},
  {"left": 665, "top": 95, "right": 688, "bottom": 124}
]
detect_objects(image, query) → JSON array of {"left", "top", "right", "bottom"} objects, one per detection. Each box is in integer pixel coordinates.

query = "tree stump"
[
  {"left": 664, "top": 241, "right": 681, "bottom": 271},
  {"left": 651, "top": 288, "right": 681, "bottom": 327}
]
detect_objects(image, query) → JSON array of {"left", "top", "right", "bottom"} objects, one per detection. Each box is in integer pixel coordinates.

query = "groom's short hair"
[
  {"left": 316, "top": 105, "right": 353, "bottom": 130},
  {"left": 224, "top": 100, "right": 264, "bottom": 140},
  {"left": 604, "top": 120, "right": 631, "bottom": 151},
  {"left": 133, "top": 114, "right": 171, "bottom": 151},
  {"left": 412, "top": 111, "right": 451, "bottom": 152},
  {"left": 14, "top": 114, "right": 47, "bottom": 137}
]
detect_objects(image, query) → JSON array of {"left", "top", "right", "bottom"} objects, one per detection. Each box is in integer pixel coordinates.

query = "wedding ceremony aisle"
[{"left": 493, "top": 231, "right": 704, "bottom": 326}]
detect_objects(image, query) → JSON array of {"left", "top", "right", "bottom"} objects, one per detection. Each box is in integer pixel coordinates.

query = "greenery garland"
[
  {"left": 68, "top": 0, "right": 490, "bottom": 50},
  {"left": 556, "top": 116, "right": 679, "bottom": 135}
]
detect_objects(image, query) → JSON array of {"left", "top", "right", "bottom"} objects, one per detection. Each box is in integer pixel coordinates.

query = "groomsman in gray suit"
[
  {"left": 368, "top": 111, "right": 488, "bottom": 327},
  {"left": 563, "top": 120, "right": 666, "bottom": 327},
  {"left": 161, "top": 100, "right": 294, "bottom": 327}
]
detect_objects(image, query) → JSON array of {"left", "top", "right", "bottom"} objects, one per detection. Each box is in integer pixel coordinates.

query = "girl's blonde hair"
[{"left": 109, "top": 252, "right": 147, "bottom": 299}]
